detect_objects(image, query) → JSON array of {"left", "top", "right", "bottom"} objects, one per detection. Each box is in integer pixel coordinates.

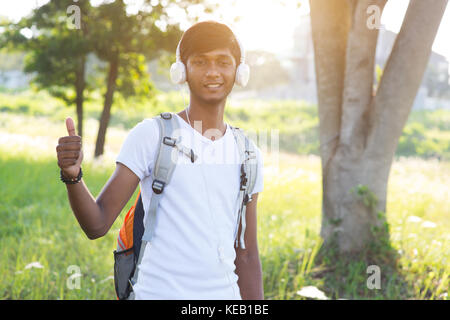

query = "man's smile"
[{"left": 204, "top": 82, "right": 224, "bottom": 88}]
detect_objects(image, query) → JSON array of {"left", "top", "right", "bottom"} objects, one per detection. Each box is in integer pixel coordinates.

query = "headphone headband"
[{"left": 175, "top": 32, "right": 246, "bottom": 65}]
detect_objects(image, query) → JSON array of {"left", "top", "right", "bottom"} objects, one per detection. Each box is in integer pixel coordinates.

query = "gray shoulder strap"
[
  {"left": 142, "top": 112, "right": 180, "bottom": 242},
  {"left": 131, "top": 112, "right": 180, "bottom": 287},
  {"left": 230, "top": 125, "right": 258, "bottom": 249}
]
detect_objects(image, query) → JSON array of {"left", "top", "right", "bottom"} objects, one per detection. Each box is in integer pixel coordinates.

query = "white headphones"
[{"left": 170, "top": 32, "right": 250, "bottom": 87}]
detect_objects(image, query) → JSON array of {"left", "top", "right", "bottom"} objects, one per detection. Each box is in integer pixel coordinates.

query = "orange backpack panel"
[{"left": 117, "top": 189, "right": 141, "bottom": 251}]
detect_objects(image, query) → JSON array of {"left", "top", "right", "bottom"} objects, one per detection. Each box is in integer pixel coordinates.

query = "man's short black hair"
[{"left": 179, "top": 20, "right": 241, "bottom": 67}]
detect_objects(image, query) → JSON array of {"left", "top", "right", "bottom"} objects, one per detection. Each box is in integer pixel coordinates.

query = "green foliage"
[
  {"left": 225, "top": 99, "right": 320, "bottom": 155},
  {"left": 116, "top": 53, "right": 154, "bottom": 98},
  {"left": 397, "top": 121, "right": 450, "bottom": 159},
  {"left": 375, "top": 64, "right": 383, "bottom": 84},
  {"left": 0, "top": 0, "right": 94, "bottom": 106},
  {"left": 349, "top": 184, "right": 392, "bottom": 258},
  {"left": 350, "top": 184, "right": 378, "bottom": 211}
]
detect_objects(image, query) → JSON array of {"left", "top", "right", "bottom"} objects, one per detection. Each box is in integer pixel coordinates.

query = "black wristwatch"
[{"left": 60, "top": 167, "right": 83, "bottom": 184}]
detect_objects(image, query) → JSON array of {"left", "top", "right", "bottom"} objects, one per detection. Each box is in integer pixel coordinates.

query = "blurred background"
[{"left": 0, "top": 0, "right": 448, "bottom": 300}]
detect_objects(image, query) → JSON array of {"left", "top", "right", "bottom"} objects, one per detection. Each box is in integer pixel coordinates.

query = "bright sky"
[{"left": 1, "top": 0, "right": 449, "bottom": 61}]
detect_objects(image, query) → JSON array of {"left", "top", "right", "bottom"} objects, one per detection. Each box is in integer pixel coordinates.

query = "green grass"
[{"left": 0, "top": 99, "right": 449, "bottom": 300}]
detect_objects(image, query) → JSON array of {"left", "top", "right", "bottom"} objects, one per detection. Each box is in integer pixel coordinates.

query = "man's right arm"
[
  {"left": 65, "top": 163, "right": 139, "bottom": 240},
  {"left": 57, "top": 117, "right": 140, "bottom": 240}
]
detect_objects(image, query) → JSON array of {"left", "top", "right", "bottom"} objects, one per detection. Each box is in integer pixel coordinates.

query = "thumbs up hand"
[{"left": 56, "top": 117, "right": 84, "bottom": 180}]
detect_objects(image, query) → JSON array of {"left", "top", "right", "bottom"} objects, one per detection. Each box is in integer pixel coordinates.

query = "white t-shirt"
[{"left": 115, "top": 113, "right": 264, "bottom": 300}]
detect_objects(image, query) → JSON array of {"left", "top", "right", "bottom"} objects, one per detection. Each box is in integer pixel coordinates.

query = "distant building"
[{"left": 0, "top": 70, "right": 32, "bottom": 89}]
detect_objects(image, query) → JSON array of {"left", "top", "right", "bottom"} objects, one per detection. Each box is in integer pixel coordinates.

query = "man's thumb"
[{"left": 66, "top": 117, "right": 76, "bottom": 136}]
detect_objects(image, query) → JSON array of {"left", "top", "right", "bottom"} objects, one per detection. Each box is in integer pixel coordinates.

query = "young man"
[{"left": 56, "top": 20, "right": 264, "bottom": 300}]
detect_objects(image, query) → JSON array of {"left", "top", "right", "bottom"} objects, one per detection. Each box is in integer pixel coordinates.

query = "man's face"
[{"left": 185, "top": 47, "right": 237, "bottom": 104}]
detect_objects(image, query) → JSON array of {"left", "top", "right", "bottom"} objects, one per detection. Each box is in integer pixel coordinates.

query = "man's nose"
[{"left": 205, "top": 62, "right": 220, "bottom": 77}]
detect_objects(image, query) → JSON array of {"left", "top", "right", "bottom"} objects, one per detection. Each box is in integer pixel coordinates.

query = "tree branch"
[
  {"left": 309, "top": 0, "right": 351, "bottom": 171},
  {"left": 365, "top": 0, "right": 448, "bottom": 161},
  {"left": 340, "top": 0, "right": 387, "bottom": 157}
]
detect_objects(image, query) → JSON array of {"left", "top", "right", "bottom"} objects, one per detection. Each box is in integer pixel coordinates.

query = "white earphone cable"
[{"left": 179, "top": 83, "right": 192, "bottom": 128}]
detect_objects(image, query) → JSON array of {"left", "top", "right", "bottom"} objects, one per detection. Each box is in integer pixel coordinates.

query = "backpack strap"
[
  {"left": 230, "top": 125, "right": 258, "bottom": 249},
  {"left": 131, "top": 112, "right": 183, "bottom": 286},
  {"left": 142, "top": 113, "right": 181, "bottom": 243}
]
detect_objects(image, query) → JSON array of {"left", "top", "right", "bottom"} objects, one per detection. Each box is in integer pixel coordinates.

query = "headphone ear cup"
[
  {"left": 170, "top": 61, "right": 186, "bottom": 84},
  {"left": 235, "top": 63, "right": 250, "bottom": 87}
]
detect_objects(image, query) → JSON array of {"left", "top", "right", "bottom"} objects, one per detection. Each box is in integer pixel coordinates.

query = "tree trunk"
[
  {"left": 94, "top": 56, "right": 119, "bottom": 158},
  {"left": 310, "top": 0, "right": 448, "bottom": 253},
  {"left": 75, "top": 56, "right": 86, "bottom": 138}
]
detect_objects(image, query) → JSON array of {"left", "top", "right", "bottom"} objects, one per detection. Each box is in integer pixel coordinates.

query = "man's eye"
[
  {"left": 220, "top": 61, "right": 231, "bottom": 66},
  {"left": 194, "top": 60, "right": 205, "bottom": 65}
]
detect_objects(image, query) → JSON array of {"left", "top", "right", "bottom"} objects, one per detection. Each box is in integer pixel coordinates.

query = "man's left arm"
[{"left": 234, "top": 192, "right": 264, "bottom": 300}]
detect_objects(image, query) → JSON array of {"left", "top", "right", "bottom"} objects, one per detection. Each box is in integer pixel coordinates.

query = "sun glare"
[{"left": 171, "top": 0, "right": 308, "bottom": 55}]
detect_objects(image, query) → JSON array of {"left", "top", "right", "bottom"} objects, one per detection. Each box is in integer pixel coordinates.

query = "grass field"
[{"left": 0, "top": 100, "right": 449, "bottom": 300}]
